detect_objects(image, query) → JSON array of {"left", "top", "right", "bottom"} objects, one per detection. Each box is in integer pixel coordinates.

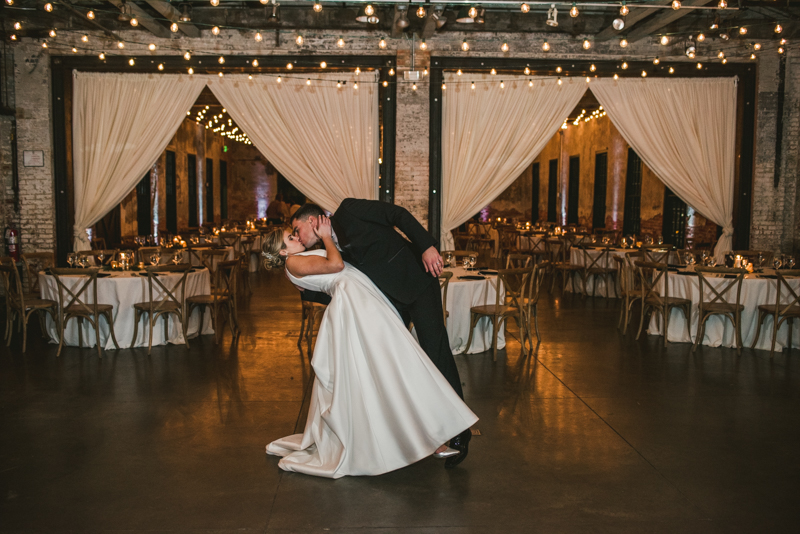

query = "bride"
[{"left": 262, "top": 215, "right": 478, "bottom": 479}]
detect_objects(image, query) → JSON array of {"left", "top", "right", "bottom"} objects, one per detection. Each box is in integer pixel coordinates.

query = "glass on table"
[
  {"left": 171, "top": 250, "right": 183, "bottom": 265},
  {"left": 96, "top": 251, "right": 105, "bottom": 265},
  {"left": 773, "top": 255, "right": 783, "bottom": 270},
  {"left": 67, "top": 252, "right": 77, "bottom": 267},
  {"left": 468, "top": 253, "right": 478, "bottom": 270},
  {"left": 443, "top": 251, "right": 453, "bottom": 267},
  {"left": 150, "top": 252, "right": 161, "bottom": 266},
  {"left": 657, "top": 235, "right": 664, "bottom": 245},
  {"left": 787, "top": 255, "right": 796, "bottom": 270}
]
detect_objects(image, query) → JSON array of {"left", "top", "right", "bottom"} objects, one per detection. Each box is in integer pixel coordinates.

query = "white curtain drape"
[
  {"left": 440, "top": 73, "right": 586, "bottom": 249},
  {"left": 72, "top": 72, "right": 207, "bottom": 251},
  {"left": 590, "top": 77, "right": 737, "bottom": 261},
  {"left": 208, "top": 72, "right": 379, "bottom": 213}
]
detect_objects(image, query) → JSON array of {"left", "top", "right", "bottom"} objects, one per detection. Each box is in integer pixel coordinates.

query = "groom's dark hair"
[{"left": 291, "top": 203, "right": 325, "bottom": 223}]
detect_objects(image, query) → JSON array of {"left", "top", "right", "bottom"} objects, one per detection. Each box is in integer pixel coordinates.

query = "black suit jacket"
[{"left": 330, "top": 198, "right": 438, "bottom": 305}]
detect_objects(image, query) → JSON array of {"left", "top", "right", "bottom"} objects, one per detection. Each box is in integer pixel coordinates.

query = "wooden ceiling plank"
[
  {"left": 107, "top": 0, "right": 172, "bottom": 39},
  {"left": 627, "top": 0, "right": 717, "bottom": 42},
  {"left": 143, "top": 0, "right": 202, "bottom": 38}
]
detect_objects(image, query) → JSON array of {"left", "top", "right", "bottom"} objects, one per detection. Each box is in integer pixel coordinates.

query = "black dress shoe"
[{"left": 444, "top": 429, "right": 472, "bottom": 469}]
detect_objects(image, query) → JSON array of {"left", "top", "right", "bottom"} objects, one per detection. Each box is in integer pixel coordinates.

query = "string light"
[
  {"left": 779, "top": 46, "right": 785, "bottom": 54},
  {"left": 212, "top": 26, "right": 220, "bottom": 36},
  {"left": 354, "top": 82, "right": 359, "bottom": 89},
  {"left": 320, "top": 61, "right": 326, "bottom": 68},
  {"left": 306, "top": 78, "right": 311, "bottom": 85},
  {"left": 500, "top": 81, "right": 505, "bottom": 88},
  {"left": 99, "top": 52, "right": 105, "bottom": 60},
  {"left": 542, "top": 40, "right": 550, "bottom": 52},
  {"left": 277, "top": 76, "right": 282, "bottom": 82},
  {"left": 383, "top": 80, "right": 388, "bottom": 87},
  {"left": 750, "top": 53, "right": 756, "bottom": 60},
  {"left": 423, "top": 67, "right": 428, "bottom": 76},
  {"left": 583, "top": 39, "right": 591, "bottom": 50},
  {"left": 148, "top": 43, "right": 156, "bottom": 51},
  {"left": 252, "top": 59, "right": 259, "bottom": 66},
  {"left": 13, "top": 22, "right": 21, "bottom": 30},
  {"left": 218, "top": 56, "right": 225, "bottom": 64},
  {"left": 456, "top": 69, "right": 462, "bottom": 76},
  {"left": 697, "top": 33, "right": 705, "bottom": 42},
  {"left": 218, "top": 72, "right": 223, "bottom": 77},
  {"left": 671, "top": 0, "right": 681, "bottom": 9},
  {"left": 118, "top": 41, "right": 125, "bottom": 49},
  {"left": 296, "top": 34, "right": 304, "bottom": 46},
  {"left": 775, "top": 24, "right": 783, "bottom": 34},
  {"left": 718, "top": 51, "right": 725, "bottom": 59},
  {"left": 87, "top": 10, "right": 95, "bottom": 19},
  {"left": 590, "top": 64, "right": 596, "bottom": 72},
  {"left": 9, "top": 35, "right": 16, "bottom": 41},
  {"left": 490, "top": 68, "right": 497, "bottom": 75},
  {"left": 389, "top": 68, "right": 395, "bottom": 76},
  {"left": 188, "top": 67, "right": 194, "bottom": 74},
  {"left": 669, "top": 67, "right": 674, "bottom": 73},
  {"left": 621, "top": 61, "right": 628, "bottom": 69},
  {"left": 739, "top": 26, "right": 747, "bottom": 35},
  {"left": 557, "top": 78, "right": 562, "bottom": 85},
  {"left": 286, "top": 63, "right": 293, "bottom": 70},
  {"left": 613, "top": 73, "right": 619, "bottom": 80},
  {"left": 501, "top": 41, "right": 509, "bottom": 52},
  {"left": 556, "top": 66, "right": 562, "bottom": 73},
  {"left": 619, "top": 38, "right": 628, "bottom": 48},
  {"left": 420, "top": 40, "right": 427, "bottom": 51},
  {"left": 653, "top": 57, "right": 660, "bottom": 65},
  {"left": 412, "top": 83, "right": 417, "bottom": 90},
  {"left": 468, "top": 6, "right": 478, "bottom": 18},
  {"left": 620, "top": 2, "right": 629, "bottom": 16},
  {"left": 355, "top": 67, "right": 361, "bottom": 75},
  {"left": 462, "top": 40, "right": 469, "bottom": 51},
  {"left": 314, "top": 2, "right": 322, "bottom": 12},
  {"left": 641, "top": 70, "right": 647, "bottom": 77},
  {"left": 337, "top": 36, "right": 345, "bottom": 48},
  {"left": 586, "top": 77, "right": 590, "bottom": 83},
  {"left": 379, "top": 38, "right": 387, "bottom": 49},
  {"left": 718, "top": 0, "right": 726, "bottom": 7},
  {"left": 44, "top": 2, "right": 53, "bottom": 12},
  {"left": 72, "top": 47, "right": 77, "bottom": 53},
  {"left": 529, "top": 80, "right": 533, "bottom": 87},
  {"left": 337, "top": 81, "right": 342, "bottom": 88},
  {"left": 442, "top": 82, "right": 447, "bottom": 90},
  {"left": 722, "top": 58, "right": 728, "bottom": 64},
  {"left": 471, "top": 81, "right": 475, "bottom": 89},
  {"left": 753, "top": 43, "right": 762, "bottom": 50},
  {"left": 781, "top": 38, "right": 787, "bottom": 45},
  {"left": 211, "top": 0, "right": 219, "bottom": 5},
  {"left": 570, "top": 3, "right": 579, "bottom": 17},
  {"left": 524, "top": 67, "right": 531, "bottom": 75},
  {"left": 255, "top": 32, "right": 263, "bottom": 42},
  {"left": 129, "top": 58, "right": 135, "bottom": 66},
  {"left": 184, "top": 51, "right": 191, "bottom": 60},
  {"left": 158, "top": 63, "right": 164, "bottom": 70},
  {"left": 660, "top": 35, "right": 669, "bottom": 45},
  {"left": 521, "top": 3, "right": 529, "bottom": 13},
  {"left": 130, "top": 17, "right": 139, "bottom": 26},
  {"left": 696, "top": 62, "right": 703, "bottom": 69},
  {"left": 4, "top": 0, "right": 10, "bottom": 4}
]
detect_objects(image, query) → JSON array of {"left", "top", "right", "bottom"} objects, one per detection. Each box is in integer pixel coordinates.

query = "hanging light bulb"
[
  {"left": 72, "top": 47, "right": 77, "bottom": 53},
  {"left": 170, "top": 22, "right": 179, "bottom": 32},
  {"left": 590, "top": 64, "right": 596, "bottom": 72},
  {"left": 556, "top": 66, "right": 562, "bottom": 73},
  {"left": 218, "top": 56, "right": 225, "bottom": 64},
  {"left": 412, "top": 83, "right": 417, "bottom": 90},
  {"left": 184, "top": 51, "right": 191, "bottom": 60},
  {"left": 379, "top": 37, "right": 387, "bottom": 49},
  {"left": 570, "top": 3, "right": 579, "bottom": 17},
  {"left": 653, "top": 57, "right": 660, "bottom": 65},
  {"left": 354, "top": 82, "right": 359, "bottom": 89},
  {"left": 524, "top": 67, "right": 531, "bottom": 75},
  {"left": 753, "top": 42, "right": 762, "bottom": 50},
  {"left": 457, "top": 69, "right": 462, "bottom": 76},
  {"left": 722, "top": 58, "right": 728, "bottom": 64},
  {"left": 337, "top": 36, "right": 345, "bottom": 48},
  {"left": 613, "top": 73, "right": 619, "bottom": 80},
  {"left": 277, "top": 76, "right": 282, "bottom": 82},
  {"left": 320, "top": 61, "right": 326, "bottom": 68},
  {"left": 583, "top": 39, "right": 591, "bottom": 50},
  {"left": 5, "top": 0, "right": 11, "bottom": 5},
  {"left": 148, "top": 43, "right": 156, "bottom": 51},
  {"left": 521, "top": 3, "right": 529, "bottom": 13},
  {"left": 416, "top": 5, "right": 426, "bottom": 18},
  {"left": 462, "top": 39, "right": 469, "bottom": 51},
  {"left": 355, "top": 67, "right": 361, "bottom": 75},
  {"left": 218, "top": 72, "right": 223, "bottom": 77},
  {"left": 750, "top": 53, "right": 756, "bottom": 60},
  {"left": 620, "top": 2, "right": 629, "bottom": 16},
  {"left": 739, "top": 26, "right": 747, "bottom": 35},
  {"left": 620, "top": 38, "right": 628, "bottom": 48},
  {"left": 671, "top": 0, "right": 681, "bottom": 10},
  {"left": 669, "top": 66, "right": 675, "bottom": 73},
  {"left": 468, "top": 6, "right": 478, "bottom": 18},
  {"left": 710, "top": 17, "right": 719, "bottom": 30},
  {"left": 775, "top": 24, "right": 783, "bottom": 34},
  {"left": 779, "top": 46, "right": 785, "bottom": 54},
  {"left": 255, "top": 32, "right": 263, "bottom": 42},
  {"left": 696, "top": 62, "right": 703, "bottom": 69},
  {"left": 389, "top": 68, "right": 395, "bottom": 76},
  {"left": 501, "top": 41, "right": 509, "bottom": 52},
  {"left": 212, "top": 26, "right": 220, "bottom": 35},
  {"left": 542, "top": 40, "right": 550, "bottom": 52},
  {"left": 296, "top": 35, "right": 304, "bottom": 46},
  {"left": 211, "top": 0, "right": 219, "bottom": 5},
  {"left": 117, "top": 41, "right": 125, "bottom": 49},
  {"left": 718, "top": 50, "right": 725, "bottom": 59},
  {"left": 130, "top": 17, "right": 139, "bottom": 26},
  {"left": 529, "top": 80, "right": 534, "bottom": 87},
  {"left": 500, "top": 81, "right": 505, "bottom": 89},
  {"left": 252, "top": 59, "right": 259, "bottom": 67},
  {"left": 613, "top": 18, "right": 625, "bottom": 30},
  {"left": 697, "top": 33, "right": 705, "bottom": 42},
  {"left": 720, "top": 33, "right": 729, "bottom": 40},
  {"left": 99, "top": 52, "right": 105, "bottom": 60},
  {"left": 718, "top": 0, "right": 726, "bottom": 7},
  {"left": 13, "top": 22, "right": 21, "bottom": 30},
  {"left": 490, "top": 68, "right": 496, "bottom": 75},
  {"left": 471, "top": 81, "right": 475, "bottom": 89},
  {"left": 49, "top": 29, "right": 56, "bottom": 37},
  {"left": 44, "top": 2, "right": 53, "bottom": 12},
  {"left": 188, "top": 67, "right": 194, "bottom": 74},
  {"left": 383, "top": 80, "right": 388, "bottom": 87},
  {"left": 337, "top": 81, "right": 342, "bottom": 88},
  {"left": 286, "top": 63, "right": 293, "bottom": 69},
  {"left": 781, "top": 38, "right": 787, "bottom": 45},
  {"left": 442, "top": 82, "right": 447, "bottom": 90},
  {"left": 87, "top": 10, "right": 95, "bottom": 19},
  {"left": 129, "top": 58, "right": 135, "bottom": 66},
  {"left": 314, "top": 2, "right": 322, "bottom": 12},
  {"left": 420, "top": 40, "right": 427, "bottom": 50},
  {"left": 9, "top": 34, "right": 16, "bottom": 40},
  {"left": 557, "top": 78, "right": 562, "bottom": 85},
  {"left": 306, "top": 78, "right": 311, "bottom": 85},
  {"left": 158, "top": 63, "right": 164, "bottom": 70},
  {"left": 660, "top": 35, "right": 669, "bottom": 45},
  {"left": 621, "top": 61, "right": 628, "bottom": 69}
]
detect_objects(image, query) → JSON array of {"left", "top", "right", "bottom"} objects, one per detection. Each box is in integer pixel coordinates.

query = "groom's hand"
[{"left": 422, "top": 246, "right": 444, "bottom": 277}]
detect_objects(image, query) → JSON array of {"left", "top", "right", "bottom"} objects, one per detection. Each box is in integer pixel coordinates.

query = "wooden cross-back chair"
[
  {"left": 547, "top": 237, "right": 580, "bottom": 293},
  {"left": 613, "top": 253, "right": 642, "bottom": 334},
  {"left": 464, "top": 266, "right": 533, "bottom": 361},
  {"left": 0, "top": 261, "right": 57, "bottom": 353},
  {"left": 217, "top": 232, "right": 242, "bottom": 254},
  {"left": 752, "top": 269, "right": 800, "bottom": 356},
  {"left": 49, "top": 267, "right": 120, "bottom": 358},
  {"left": 642, "top": 245, "right": 673, "bottom": 264},
  {"left": 21, "top": 252, "right": 56, "bottom": 295},
  {"left": 201, "top": 249, "right": 231, "bottom": 281},
  {"left": 439, "top": 271, "right": 453, "bottom": 326},
  {"left": 518, "top": 234, "right": 548, "bottom": 263},
  {"left": 131, "top": 264, "right": 191, "bottom": 354},
  {"left": 579, "top": 245, "right": 617, "bottom": 298},
  {"left": 522, "top": 261, "right": 549, "bottom": 348},
  {"left": 187, "top": 259, "right": 240, "bottom": 344},
  {"left": 693, "top": 266, "right": 747, "bottom": 353},
  {"left": 633, "top": 261, "right": 692, "bottom": 347}
]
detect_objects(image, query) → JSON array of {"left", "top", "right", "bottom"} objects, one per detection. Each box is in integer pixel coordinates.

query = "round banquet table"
[
  {"left": 442, "top": 266, "right": 506, "bottom": 355},
  {"left": 39, "top": 268, "right": 214, "bottom": 350},
  {"left": 648, "top": 269, "right": 800, "bottom": 351}
]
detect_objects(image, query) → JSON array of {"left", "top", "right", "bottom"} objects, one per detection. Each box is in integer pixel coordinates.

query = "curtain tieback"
[
  {"left": 73, "top": 225, "right": 88, "bottom": 239},
  {"left": 722, "top": 224, "right": 734, "bottom": 237}
]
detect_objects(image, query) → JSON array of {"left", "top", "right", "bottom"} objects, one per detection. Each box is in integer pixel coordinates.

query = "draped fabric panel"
[
  {"left": 208, "top": 72, "right": 379, "bottom": 213},
  {"left": 440, "top": 74, "right": 586, "bottom": 249},
  {"left": 72, "top": 72, "right": 207, "bottom": 251},
  {"left": 590, "top": 77, "right": 737, "bottom": 261}
]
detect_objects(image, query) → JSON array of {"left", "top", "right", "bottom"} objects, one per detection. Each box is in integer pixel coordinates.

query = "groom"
[{"left": 291, "top": 199, "right": 472, "bottom": 468}]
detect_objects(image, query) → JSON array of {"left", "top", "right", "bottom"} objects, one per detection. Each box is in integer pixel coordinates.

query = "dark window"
[
  {"left": 136, "top": 171, "right": 151, "bottom": 236},
  {"left": 205, "top": 158, "right": 214, "bottom": 223},
  {"left": 530, "top": 162, "right": 540, "bottom": 223},
  {"left": 662, "top": 187, "right": 687, "bottom": 248},
  {"left": 166, "top": 150, "right": 177, "bottom": 234},
  {"left": 547, "top": 159, "right": 558, "bottom": 223},
  {"left": 187, "top": 154, "right": 197, "bottom": 228},
  {"left": 567, "top": 156, "right": 580, "bottom": 225},
  {"left": 623, "top": 148, "right": 643, "bottom": 236},
  {"left": 592, "top": 152, "right": 608, "bottom": 229},
  {"left": 220, "top": 160, "right": 228, "bottom": 220}
]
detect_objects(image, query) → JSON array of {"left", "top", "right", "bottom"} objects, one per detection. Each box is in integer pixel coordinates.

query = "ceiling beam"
[
  {"left": 627, "top": 0, "right": 717, "bottom": 42},
  {"left": 595, "top": 2, "right": 670, "bottom": 42},
  {"left": 143, "top": 0, "right": 202, "bottom": 38},
  {"left": 58, "top": 0, "right": 121, "bottom": 41},
  {"left": 107, "top": 0, "right": 172, "bottom": 39}
]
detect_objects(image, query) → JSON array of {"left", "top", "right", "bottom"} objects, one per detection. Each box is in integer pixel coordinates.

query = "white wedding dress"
[{"left": 267, "top": 249, "right": 478, "bottom": 478}]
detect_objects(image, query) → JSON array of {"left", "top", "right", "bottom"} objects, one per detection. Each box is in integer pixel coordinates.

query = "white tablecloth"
[
  {"left": 648, "top": 270, "right": 800, "bottom": 351},
  {"left": 443, "top": 266, "right": 506, "bottom": 355},
  {"left": 567, "top": 248, "right": 628, "bottom": 297},
  {"left": 39, "top": 269, "right": 214, "bottom": 349}
]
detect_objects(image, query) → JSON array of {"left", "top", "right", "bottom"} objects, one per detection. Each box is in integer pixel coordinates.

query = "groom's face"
[{"left": 292, "top": 216, "right": 318, "bottom": 248}]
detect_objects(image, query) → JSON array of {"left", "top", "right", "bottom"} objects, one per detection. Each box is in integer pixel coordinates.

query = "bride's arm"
[{"left": 286, "top": 216, "right": 344, "bottom": 277}]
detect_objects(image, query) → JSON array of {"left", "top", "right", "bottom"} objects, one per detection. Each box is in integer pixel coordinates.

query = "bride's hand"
[{"left": 314, "top": 215, "right": 333, "bottom": 239}]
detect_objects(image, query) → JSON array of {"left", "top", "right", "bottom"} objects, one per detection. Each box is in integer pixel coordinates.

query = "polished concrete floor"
[{"left": 1, "top": 271, "right": 799, "bottom": 533}]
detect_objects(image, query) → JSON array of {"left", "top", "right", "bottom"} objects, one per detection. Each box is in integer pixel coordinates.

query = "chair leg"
[
  {"left": 735, "top": 311, "right": 743, "bottom": 354},
  {"left": 21, "top": 312, "right": 28, "bottom": 353},
  {"left": 491, "top": 316, "right": 499, "bottom": 361},
  {"left": 5, "top": 310, "right": 14, "bottom": 346},
  {"left": 533, "top": 306, "right": 541, "bottom": 342},
  {"left": 787, "top": 318, "right": 793, "bottom": 353},
  {"left": 464, "top": 312, "right": 479, "bottom": 355},
  {"left": 147, "top": 314, "right": 154, "bottom": 355},
  {"left": 131, "top": 309, "right": 141, "bottom": 348},
  {"left": 94, "top": 315, "right": 103, "bottom": 359},
  {"left": 105, "top": 312, "right": 120, "bottom": 350},
  {"left": 298, "top": 306, "right": 307, "bottom": 348},
  {"left": 636, "top": 303, "right": 647, "bottom": 340},
  {"left": 693, "top": 316, "right": 706, "bottom": 352},
  {"left": 751, "top": 311, "right": 766, "bottom": 349},
  {"left": 56, "top": 315, "right": 67, "bottom": 357},
  {"left": 663, "top": 306, "right": 670, "bottom": 347},
  {"left": 77, "top": 316, "right": 84, "bottom": 349},
  {"left": 770, "top": 316, "right": 781, "bottom": 357}
]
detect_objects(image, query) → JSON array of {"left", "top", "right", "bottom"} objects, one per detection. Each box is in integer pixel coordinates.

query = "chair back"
[
  {"left": 498, "top": 228, "right": 518, "bottom": 253},
  {"left": 0, "top": 261, "right": 26, "bottom": 310},
  {"left": 218, "top": 232, "right": 242, "bottom": 252},
  {"left": 201, "top": 249, "right": 230, "bottom": 274},
  {"left": 694, "top": 266, "right": 747, "bottom": 310},
  {"left": 90, "top": 237, "right": 107, "bottom": 251},
  {"left": 634, "top": 260, "right": 670, "bottom": 304},
  {"left": 21, "top": 252, "right": 56, "bottom": 294},
  {"left": 452, "top": 233, "right": 473, "bottom": 250},
  {"left": 771, "top": 270, "right": 800, "bottom": 316},
  {"left": 142, "top": 264, "right": 191, "bottom": 316},
  {"left": 545, "top": 237, "right": 570, "bottom": 264},
  {"left": 215, "top": 259, "right": 240, "bottom": 299},
  {"left": 506, "top": 253, "right": 532, "bottom": 269},
  {"left": 240, "top": 236, "right": 255, "bottom": 256},
  {"left": 580, "top": 245, "right": 613, "bottom": 271},
  {"left": 439, "top": 271, "right": 453, "bottom": 324},
  {"left": 49, "top": 267, "right": 102, "bottom": 317},
  {"left": 527, "top": 261, "right": 549, "bottom": 308},
  {"left": 137, "top": 247, "right": 162, "bottom": 265},
  {"left": 496, "top": 266, "right": 533, "bottom": 311},
  {"left": 642, "top": 245, "right": 673, "bottom": 264}
]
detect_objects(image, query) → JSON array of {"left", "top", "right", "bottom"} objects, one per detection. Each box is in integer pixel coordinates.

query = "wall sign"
[{"left": 22, "top": 150, "right": 45, "bottom": 167}]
